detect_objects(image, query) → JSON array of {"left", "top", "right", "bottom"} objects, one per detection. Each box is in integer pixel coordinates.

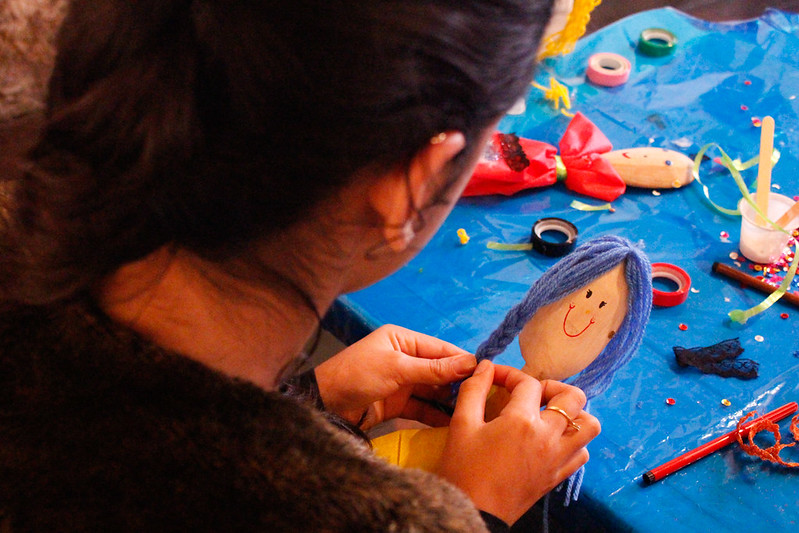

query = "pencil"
[
  {"left": 642, "top": 401, "right": 798, "bottom": 484},
  {"left": 712, "top": 261, "right": 799, "bottom": 308}
]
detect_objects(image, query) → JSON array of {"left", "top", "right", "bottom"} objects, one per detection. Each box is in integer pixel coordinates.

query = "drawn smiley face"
[
  {"left": 562, "top": 288, "right": 612, "bottom": 338},
  {"left": 518, "top": 262, "right": 629, "bottom": 381}
]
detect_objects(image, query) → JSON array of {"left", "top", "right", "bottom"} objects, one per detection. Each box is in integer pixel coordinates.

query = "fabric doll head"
[{"left": 475, "top": 234, "right": 653, "bottom": 400}]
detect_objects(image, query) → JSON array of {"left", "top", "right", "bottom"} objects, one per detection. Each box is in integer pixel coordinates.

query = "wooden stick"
[
  {"left": 755, "top": 116, "right": 775, "bottom": 226},
  {"left": 775, "top": 201, "right": 799, "bottom": 230},
  {"left": 712, "top": 261, "right": 799, "bottom": 308}
]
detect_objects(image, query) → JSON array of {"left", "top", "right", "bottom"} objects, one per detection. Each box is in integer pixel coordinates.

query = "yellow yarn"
[
  {"left": 531, "top": 77, "right": 575, "bottom": 117},
  {"left": 538, "top": 0, "right": 602, "bottom": 59}
]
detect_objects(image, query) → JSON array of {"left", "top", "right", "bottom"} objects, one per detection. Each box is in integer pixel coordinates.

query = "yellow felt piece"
[
  {"left": 372, "top": 387, "right": 509, "bottom": 471},
  {"left": 371, "top": 427, "right": 448, "bottom": 472}
]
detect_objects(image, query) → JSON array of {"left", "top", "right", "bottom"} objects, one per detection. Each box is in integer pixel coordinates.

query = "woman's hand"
[
  {"left": 435, "top": 360, "right": 601, "bottom": 526},
  {"left": 314, "top": 325, "right": 476, "bottom": 429}
]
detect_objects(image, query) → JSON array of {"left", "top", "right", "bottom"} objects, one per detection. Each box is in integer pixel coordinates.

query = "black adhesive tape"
[{"left": 530, "top": 218, "right": 578, "bottom": 257}]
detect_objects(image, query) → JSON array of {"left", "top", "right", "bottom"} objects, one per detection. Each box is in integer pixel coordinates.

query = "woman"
[{"left": 0, "top": 0, "right": 600, "bottom": 530}]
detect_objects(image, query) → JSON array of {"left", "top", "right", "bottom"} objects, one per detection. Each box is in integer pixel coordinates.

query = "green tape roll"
[{"left": 637, "top": 28, "right": 677, "bottom": 57}]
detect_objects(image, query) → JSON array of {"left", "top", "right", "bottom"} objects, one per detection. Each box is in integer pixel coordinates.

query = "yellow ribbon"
[{"left": 570, "top": 199, "right": 613, "bottom": 211}]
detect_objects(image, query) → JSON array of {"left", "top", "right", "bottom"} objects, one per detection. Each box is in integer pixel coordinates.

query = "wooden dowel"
[{"left": 712, "top": 261, "right": 799, "bottom": 308}]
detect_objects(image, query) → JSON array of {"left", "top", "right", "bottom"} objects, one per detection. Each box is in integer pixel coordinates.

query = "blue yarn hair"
[
  {"left": 474, "top": 234, "right": 652, "bottom": 399},
  {"left": 472, "top": 235, "right": 652, "bottom": 509}
]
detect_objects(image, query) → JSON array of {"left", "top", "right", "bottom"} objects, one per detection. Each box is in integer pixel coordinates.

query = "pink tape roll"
[{"left": 586, "top": 53, "right": 631, "bottom": 87}]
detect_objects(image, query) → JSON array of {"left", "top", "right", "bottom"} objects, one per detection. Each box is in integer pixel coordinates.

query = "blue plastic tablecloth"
[{"left": 325, "top": 8, "right": 799, "bottom": 531}]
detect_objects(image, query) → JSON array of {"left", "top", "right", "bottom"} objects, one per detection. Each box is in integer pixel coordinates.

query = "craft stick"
[
  {"left": 642, "top": 401, "right": 798, "bottom": 484},
  {"left": 755, "top": 116, "right": 775, "bottom": 226},
  {"left": 712, "top": 261, "right": 799, "bottom": 308},
  {"left": 775, "top": 200, "right": 799, "bottom": 230}
]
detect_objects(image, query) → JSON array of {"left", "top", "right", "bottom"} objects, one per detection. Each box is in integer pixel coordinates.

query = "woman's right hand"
[{"left": 434, "top": 360, "right": 600, "bottom": 526}]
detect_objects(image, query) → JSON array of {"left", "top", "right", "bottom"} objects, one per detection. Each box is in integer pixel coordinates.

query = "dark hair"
[{"left": 1, "top": 0, "right": 553, "bottom": 305}]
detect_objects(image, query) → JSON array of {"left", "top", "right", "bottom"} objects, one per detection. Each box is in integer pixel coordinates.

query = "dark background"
[{"left": 587, "top": 0, "right": 799, "bottom": 33}]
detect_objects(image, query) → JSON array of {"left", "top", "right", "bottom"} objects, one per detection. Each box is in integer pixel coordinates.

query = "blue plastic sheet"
[{"left": 325, "top": 8, "right": 799, "bottom": 530}]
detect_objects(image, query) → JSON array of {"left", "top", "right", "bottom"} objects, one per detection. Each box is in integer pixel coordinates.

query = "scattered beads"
[
  {"left": 781, "top": 313, "right": 789, "bottom": 319},
  {"left": 721, "top": 399, "right": 731, "bottom": 407},
  {"left": 752, "top": 117, "right": 762, "bottom": 127},
  {"left": 720, "top": 231, "right": 729, "bottom": 239},
  {"left": 754, "top": 335, "right": 764, "bottom": 342},
  {"left": 740, "top": 104, "right": 749, "bottom": 111},
  {"left": 665, "top": 398, "right": 676, "bottom": 405},
  {"left": 678, "top": 323, "right": 688, "bottom": 331},
  {"left": 456, "top": 228, "right": 470, "bottom": 245},
  {"left": 665, "top": 160, "right": 672, "bottom": 166},
  {"left": 652, "top": 190, "right": 661, "bottom": 196},
  {"left": 729, "top": 251, "right": 739, "bottom": 260},
  {"left": 744, "top": 80, "right": 752, "bottom": 85},
  {"left": 690, "top": 287, "right": 700, "bottom": 293},
  {"left": 743, "top": 236, "right": 799, "bottom": 291}
]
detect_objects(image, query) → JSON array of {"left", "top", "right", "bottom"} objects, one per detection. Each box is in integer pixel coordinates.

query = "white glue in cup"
[{"left": 738, "top": 192, "right": 794, "bottom": 264}]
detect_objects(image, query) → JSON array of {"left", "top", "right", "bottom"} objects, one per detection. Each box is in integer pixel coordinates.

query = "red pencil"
[{"left": 642, "top": 401, "right": 799, "bottom": 484}]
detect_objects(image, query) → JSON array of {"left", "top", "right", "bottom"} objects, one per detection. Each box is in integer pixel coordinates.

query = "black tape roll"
[{"left": 530, "top": 217, "right": 578, "bottom": 257}]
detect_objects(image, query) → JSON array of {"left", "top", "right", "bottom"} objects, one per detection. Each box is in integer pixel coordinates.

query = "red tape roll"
[{"left": 652, "top": 262, "right": 691, "bottom": 307}]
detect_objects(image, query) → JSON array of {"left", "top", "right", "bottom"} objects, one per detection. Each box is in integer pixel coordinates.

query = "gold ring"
[{"left": 545, "top": 405, "right": 581, "bottom": 431}]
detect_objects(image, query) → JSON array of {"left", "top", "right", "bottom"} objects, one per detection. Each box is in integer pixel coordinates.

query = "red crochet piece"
[
  {"left": 735, "top": 410, "right": 799, "bottom": 468},
  {"left": 463, "top": 112, "right": 626, "bottom": 201}
]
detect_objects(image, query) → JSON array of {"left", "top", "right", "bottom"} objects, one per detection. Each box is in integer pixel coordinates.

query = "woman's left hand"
[{"left": 314, "top": 325, "right": 476, "bottom": 430}]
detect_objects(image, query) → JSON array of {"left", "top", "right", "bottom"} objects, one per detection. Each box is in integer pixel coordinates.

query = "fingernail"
[
  {"left": 452, "top": 354, "right": 477, "bottom": 377},
  {"left": 472, "top": 359, "right": 491, "bottom": 375}
]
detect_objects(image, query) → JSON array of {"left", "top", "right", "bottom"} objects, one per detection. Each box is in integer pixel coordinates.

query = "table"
[{"left": 324, "top": 7, "right": 799, "bottom": 531}]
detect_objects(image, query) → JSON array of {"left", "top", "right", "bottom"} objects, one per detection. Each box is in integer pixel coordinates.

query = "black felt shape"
[{"left": 673, "top": 337, "right": 759, "bottom": 379}]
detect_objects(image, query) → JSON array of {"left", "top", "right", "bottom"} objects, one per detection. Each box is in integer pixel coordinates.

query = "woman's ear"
[{"left": 368, "top": 131, "right": 466, "bottom": 252}]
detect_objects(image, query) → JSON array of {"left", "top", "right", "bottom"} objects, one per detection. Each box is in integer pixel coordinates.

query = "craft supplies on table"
[{"left": 324, "top": 8, "right": 799, "bottom": 531}]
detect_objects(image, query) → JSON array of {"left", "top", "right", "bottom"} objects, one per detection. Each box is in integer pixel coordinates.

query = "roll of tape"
[
  {"left": 586, "top": 53, "right": 631, "bottom": 87},
  {"left": 637, "top": 28, "right": 677, "bottom": 57},
  {"left": 651, "top": 262, "right": 691, "bottom": 307},
  {"left": 530, "top": 218, "right": 578, "bottom": 257}
]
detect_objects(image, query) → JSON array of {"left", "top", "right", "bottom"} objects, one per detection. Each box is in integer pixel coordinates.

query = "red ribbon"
[{"left": 462, "top": 112, "right": 626, "bottom": 201}]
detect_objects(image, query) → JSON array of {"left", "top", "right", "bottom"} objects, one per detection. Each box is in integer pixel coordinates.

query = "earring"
[
  {"left": 401, "top": 220, "right": 415, "bottom": 243},
  {"left": 430, "top": 132, "right": 448, "bottom": 145},
  {"left": 365, "top": 217, "right": 421, "bottom": 260}
]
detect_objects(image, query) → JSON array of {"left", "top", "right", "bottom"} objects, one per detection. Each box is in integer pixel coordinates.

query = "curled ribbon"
[{"left": 692, "top": 143, "right": 797, "bottom": 323}]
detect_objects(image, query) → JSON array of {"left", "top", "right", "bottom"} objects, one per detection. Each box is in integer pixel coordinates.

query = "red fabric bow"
[{"left": 462, "top": 112, "right": 626, "bottom": 201}]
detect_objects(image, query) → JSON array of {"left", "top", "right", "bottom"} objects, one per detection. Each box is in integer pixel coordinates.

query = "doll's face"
[{"left": 517, "top": 262, "right": 629, "bottom": 381}]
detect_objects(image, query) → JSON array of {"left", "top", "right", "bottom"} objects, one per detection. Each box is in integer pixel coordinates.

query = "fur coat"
[
  {"left": 0, "top": 300, "right": 491, "bottom": 532},
  {"left": 0, "top": 0, "right": 68, "bottom": 121}
]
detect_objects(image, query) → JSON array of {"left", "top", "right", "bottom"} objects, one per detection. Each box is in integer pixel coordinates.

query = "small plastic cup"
[{"left": 738, "top": 192, "right": 794, "bottom": 264}]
